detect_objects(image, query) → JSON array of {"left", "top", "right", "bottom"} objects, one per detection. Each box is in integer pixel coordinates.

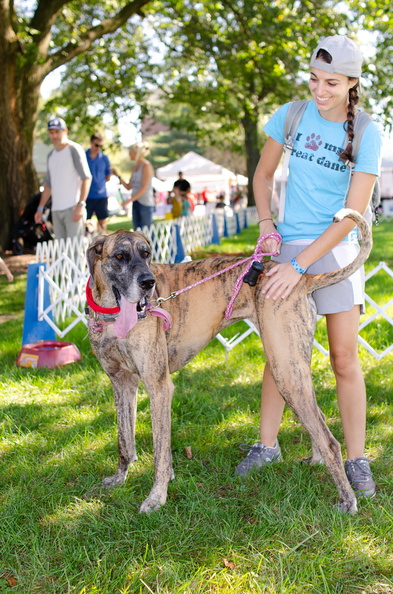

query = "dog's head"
[{"left": 87, "top": 230, "right": 156, "bottom": 337}]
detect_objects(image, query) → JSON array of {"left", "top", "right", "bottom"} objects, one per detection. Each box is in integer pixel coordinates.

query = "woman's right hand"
[{"left": 258, "top": 220, "right": 281, "bottom": 255}]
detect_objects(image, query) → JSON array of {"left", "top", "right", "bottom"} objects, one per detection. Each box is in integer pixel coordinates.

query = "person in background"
[
  {"left": 0, "top": 257, "right": 13, "bottom": 282},
  {"left": 235, "top": 35, "right": 382, "bottom": 499},
  {"left": 180, "top": 182, "right": 191, "bottom": 217},
  {"left": 86, "top": 133, "right": 112, "bottom": 232},
  {"left": 171, "top": 179, "right": 191, "bottom": 218},
  {"left": 113, "top": 142, "right": 155, "bottom": 230},
  {"left": 34, "top": 117, "right": 92, "bottom": 240},
  {"left": 200, "top": 187, "right": 209, "bottom": 205},
  {"left": 215, "top": 194, "right": 226, "bottom": 208}
]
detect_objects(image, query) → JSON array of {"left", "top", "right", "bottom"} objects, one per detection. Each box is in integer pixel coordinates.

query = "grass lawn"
[{"left": 0, "top": 221, "right": 392, "bottom": 593}]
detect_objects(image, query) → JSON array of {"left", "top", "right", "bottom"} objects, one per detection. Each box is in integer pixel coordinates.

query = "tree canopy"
[{"left": 140, "top": 0, "right": 352, "bottom": 202}]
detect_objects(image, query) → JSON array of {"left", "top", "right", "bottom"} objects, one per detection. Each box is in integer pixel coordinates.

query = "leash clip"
[{"left": 156, "top": 292, "right": 177, "bottom": 306}]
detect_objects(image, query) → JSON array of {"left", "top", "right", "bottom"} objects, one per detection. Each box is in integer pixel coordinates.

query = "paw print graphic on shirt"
[{"left": 305, "top": 133, "right": 322, "bottom": 151}]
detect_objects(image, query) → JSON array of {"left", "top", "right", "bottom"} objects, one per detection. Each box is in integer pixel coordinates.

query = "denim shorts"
[{"left": 272, "top": 241, "right": 365, "bottom": 315}]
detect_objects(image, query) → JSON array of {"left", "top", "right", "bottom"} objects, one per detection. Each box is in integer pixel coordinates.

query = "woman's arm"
[
  {"left": 253, "top": 137, "right": 283, "bottom": 252},
  {"left": 295, "top": 171, "right": 376, "bottom": 270},
  {"left": 263, "top": 171, "right": 377, "bottom": 300},
  {"left": 112, "top": 166, "right": 132, "bottom": 191}
]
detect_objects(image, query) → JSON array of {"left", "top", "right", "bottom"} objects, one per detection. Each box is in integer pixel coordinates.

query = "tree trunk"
[
  {"left": 242, "top": 107, "right": 261, "bottom": 207},
  {"left": 0, "top": 16, "right": 40, "bottom": 251}
]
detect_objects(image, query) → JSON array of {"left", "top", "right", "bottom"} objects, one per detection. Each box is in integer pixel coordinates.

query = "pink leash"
[
  {"left": 156, "top": 232, "right": 281, "bottom": 320},
  {"left": 224, "top": 233, "right": 281, "bottom": 319}
]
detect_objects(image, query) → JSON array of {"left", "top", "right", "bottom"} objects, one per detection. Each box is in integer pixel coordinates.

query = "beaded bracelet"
[{"left": 290, "top": 257, "right": 307, "bottom": 274}]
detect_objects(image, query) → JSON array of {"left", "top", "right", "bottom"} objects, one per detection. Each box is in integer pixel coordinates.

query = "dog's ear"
[{"left": 87, "top": 235, "right": 106, "bottom": 277}]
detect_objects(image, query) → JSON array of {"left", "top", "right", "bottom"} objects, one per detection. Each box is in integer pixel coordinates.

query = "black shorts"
[{"left": 86, "top": 198, "right": 109, "bottom": 220}]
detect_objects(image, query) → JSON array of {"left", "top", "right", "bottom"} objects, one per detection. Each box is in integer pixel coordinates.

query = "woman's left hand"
[{"left": 262, "top": 261, "right": 302, "bottom": 300}]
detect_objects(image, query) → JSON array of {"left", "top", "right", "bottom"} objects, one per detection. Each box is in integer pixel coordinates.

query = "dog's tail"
[{"left": 306, "top": 208, "right": 372, "bottom": 294}]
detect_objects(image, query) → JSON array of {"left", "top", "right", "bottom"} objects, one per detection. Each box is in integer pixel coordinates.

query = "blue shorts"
[{"left": 86, "top": 198, "right": 109, "bottom": 221}]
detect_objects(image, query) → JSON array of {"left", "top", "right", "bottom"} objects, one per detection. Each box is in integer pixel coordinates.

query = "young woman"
[
  {"left": 235, "top": 35, "right": 382, "bottom": 498},
  {"left": 113, "top": 142, "right": 155, "bottom": 230}
]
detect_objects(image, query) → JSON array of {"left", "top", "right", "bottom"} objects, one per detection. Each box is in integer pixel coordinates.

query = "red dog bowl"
[{"left": 16, "top": 340, "right": 82, "bottom": 369}]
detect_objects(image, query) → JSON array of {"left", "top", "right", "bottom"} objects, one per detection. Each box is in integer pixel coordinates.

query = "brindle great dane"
[{"left": 86, "top": 208, "right": 371, "bottom": 515}]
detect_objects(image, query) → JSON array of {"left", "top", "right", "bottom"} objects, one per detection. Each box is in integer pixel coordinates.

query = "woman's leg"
[
  {"left": 235, "top": 363, "right": 284, "bottom": 476},
  {"left": 326, "top": 306, "right": 366, "bottom": 459},
  {"left": 132, "top": 202, "right": 141, "bottom": 230},
  {"left": 138, "top": 204, "right": 154, "bottom": 228},
  {"left": 259, "top": 363, "right": 286, "bottom": 447}
]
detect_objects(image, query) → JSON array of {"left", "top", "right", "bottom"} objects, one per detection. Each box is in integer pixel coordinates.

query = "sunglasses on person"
[{"left": 93, "top": 143, "right": 103, "bottom": 148}]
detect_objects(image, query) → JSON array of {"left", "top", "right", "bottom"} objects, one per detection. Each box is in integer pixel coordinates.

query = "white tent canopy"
[{"left": 156, "top": 151, "right": 247, "bottom": 197}]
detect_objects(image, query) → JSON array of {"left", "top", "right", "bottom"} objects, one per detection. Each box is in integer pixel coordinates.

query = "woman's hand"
[
  {"left": 262, "top": 261, "right": 302, "bottom": 300},
  {"left": 259, "top": 221, "right": 281, "bottom": 255}
]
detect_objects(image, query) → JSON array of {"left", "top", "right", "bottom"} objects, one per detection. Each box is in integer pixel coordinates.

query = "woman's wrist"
[
  {"left": 290, "top": 257, "right": 307, "bottom": 274},
  {"left": 258, "top": 216, "right": 277, "bottom": 229}
]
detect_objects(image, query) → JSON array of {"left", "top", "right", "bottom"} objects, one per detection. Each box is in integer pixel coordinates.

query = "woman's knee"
[{"left": 329, "top": 347, "right": 359, "bottom": 377}]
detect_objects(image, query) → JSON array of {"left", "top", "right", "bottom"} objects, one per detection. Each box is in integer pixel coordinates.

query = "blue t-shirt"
[
  {"left": 86, "top": 150, "right": 111, "bottom": 199},
  {"left": 263, "top": 101, "right": 382, "bottom": 242}
]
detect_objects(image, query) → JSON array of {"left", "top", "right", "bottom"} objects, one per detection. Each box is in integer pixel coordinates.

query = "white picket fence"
[
  {"left": 34, "top": 208, "right": 257, "bottom": 336},
  {"left": 34, "top": 210, "right": 393, "bottom": 359}
]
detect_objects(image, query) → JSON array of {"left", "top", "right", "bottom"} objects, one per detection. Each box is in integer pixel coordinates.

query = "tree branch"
[
  {"left": 43, "top": 0, "right": 151, "bottom": 75},
  {"left": 30, "top": 0, "right": 70, "bottom": 40}
]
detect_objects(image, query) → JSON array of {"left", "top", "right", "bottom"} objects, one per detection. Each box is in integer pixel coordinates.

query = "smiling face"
[{"left": 309, "top": 64, "right": 357, "bottom": 122}]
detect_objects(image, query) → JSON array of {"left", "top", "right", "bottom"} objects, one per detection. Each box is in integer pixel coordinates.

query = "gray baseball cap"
[
  {"left": 48, "top": 117, "right": 67, "bottom": 130},
  {"left": 310, "top": 35, "right": 363, "bottom": 78}
]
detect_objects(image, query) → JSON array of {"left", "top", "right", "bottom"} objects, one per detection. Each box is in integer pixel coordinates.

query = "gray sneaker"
[
  {"left": 235, "top": 441, "right": 282, "bottom": 476},
  {"left": 344, "top": 457, "right": 376, "bottom": 498}
]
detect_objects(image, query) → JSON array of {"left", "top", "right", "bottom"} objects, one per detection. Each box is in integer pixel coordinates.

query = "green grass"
[{"left": 0, "top": 221, "right": 393, "bottom": 593}]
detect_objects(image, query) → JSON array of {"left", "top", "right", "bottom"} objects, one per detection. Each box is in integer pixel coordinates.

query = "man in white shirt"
[{"left": 34, "top": 117, "right": 92, "bottom": 240}]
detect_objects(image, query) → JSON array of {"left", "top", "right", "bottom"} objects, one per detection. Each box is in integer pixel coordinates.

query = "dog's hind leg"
[
  {"left": 259, "top": 300, "right": 357, "bottom": 515},
  {"left": 138, "top": 370, "right": 175, "bottom": 514},
  {"left": 102, "top": 371, "right": 139, "bottom": 488},
  {"left": 269, "top": 354, "right": 357, "bottom": 514}
]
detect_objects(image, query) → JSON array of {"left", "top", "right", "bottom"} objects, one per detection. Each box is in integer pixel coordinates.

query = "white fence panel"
[{"left": 140, "top": 220, "right": 178, "bottom": 264}]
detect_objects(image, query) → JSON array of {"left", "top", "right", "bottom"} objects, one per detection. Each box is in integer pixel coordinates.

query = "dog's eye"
[
  {"left": 141, "top": 250, "right": 150, "bottom": 259},
  {"left": 115, "top": 254, "right": 123, "bottom": 260}
]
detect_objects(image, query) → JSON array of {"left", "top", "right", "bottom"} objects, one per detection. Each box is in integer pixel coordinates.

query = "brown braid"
[
  {"left": 338, "top": 83, "right": 359, "bottom": 164},
  {"left": 314, "top": 48, "right": 360, "bottom": 164}
]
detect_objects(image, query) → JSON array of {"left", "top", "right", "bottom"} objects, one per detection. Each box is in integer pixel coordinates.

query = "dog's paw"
[
  {"left": 139, "top": 496, "right": 165, "bottom": 514},
  {"left": 102, "top": 472, "right": 127, "bottom": 488},
  {"left": 335, "top": 497, "right": 358, "bottom": 515}
]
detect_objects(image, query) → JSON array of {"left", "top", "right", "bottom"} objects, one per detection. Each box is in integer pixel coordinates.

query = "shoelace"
[
  {"left": 347, "top": 457, "right": 373, "bottom": 481},
  {"left": 239, "top": 444, "right": 262, "bottom": 453}
]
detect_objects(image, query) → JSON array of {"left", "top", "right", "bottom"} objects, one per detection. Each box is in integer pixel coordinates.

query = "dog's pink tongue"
[{"left": 113, "top": 296, "right": 138, "bottom": 338}]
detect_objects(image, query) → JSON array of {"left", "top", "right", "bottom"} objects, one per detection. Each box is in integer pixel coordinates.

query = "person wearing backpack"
[{"left": 235, "top": 35, "right": 382, "bottom": 498}]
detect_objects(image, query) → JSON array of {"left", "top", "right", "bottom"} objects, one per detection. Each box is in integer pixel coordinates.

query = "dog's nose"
[{"left": 138, "top": 274, "right": 155, "bottom": 291}]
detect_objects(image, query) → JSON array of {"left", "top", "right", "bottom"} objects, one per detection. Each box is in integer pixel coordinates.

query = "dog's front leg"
[
  {"left": 102, "top": 371, "right": 139, "bottom": 488},
  {"left": 139, "top": 369, "right": 175, "bottom": 514}
]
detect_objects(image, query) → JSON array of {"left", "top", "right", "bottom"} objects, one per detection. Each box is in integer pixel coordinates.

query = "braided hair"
[{"left": 315, "top": 48, "right": 359, "bottom": 164}]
